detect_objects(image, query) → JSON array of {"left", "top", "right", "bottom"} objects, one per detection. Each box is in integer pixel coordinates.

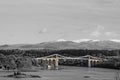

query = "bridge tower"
[
  {"left": 35, "top": 54, "right": 59, "bottom": 70},
  {"left": 54, "top": 54, "right": 59, "bottom": 70},
  {"left": 88, "top": 56, "right": 91, "bottom": 67}
]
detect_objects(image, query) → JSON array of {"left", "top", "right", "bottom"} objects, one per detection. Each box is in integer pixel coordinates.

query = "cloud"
[
  {"left": 38, "top": 28, "right": 47, "bottom": 34},
  {"left": 90, "top": 31, "right": 101, "bottom": 37},
  {"left": 57, "top": 39, "right": 67, "bottom": 42},
  {"left": 90, "top": 25, "right": 104, "bottom": 37},
  {"left": 104, "top": 31, "right": 117, "bottom": 36},
  {"left": 92, "top": 0, "right": 117, "bottom": 5},
  {"left": 73, "top": 39, "right": 99, "bottom": 43},
  {"left": 89, "top": 25, "right": 118, "bottom": 38},
  {"left": 110, "top": 39, "right": 120, "bottom": 42},
  {"left": 96, "top": 25, "right": 104, "bottom": 30}
]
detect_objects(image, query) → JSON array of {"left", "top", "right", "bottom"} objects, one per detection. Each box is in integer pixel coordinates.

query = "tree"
[
  {"left": 0, "top": 53, "right": 6, "bottom": 68},
  {"left": 6, "top": 55, "right": 17, "bottom": 70}
]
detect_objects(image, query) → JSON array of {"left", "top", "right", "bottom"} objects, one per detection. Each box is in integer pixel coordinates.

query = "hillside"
[{"left": 0, "top": 40, "right": 120, "bottom": 50}]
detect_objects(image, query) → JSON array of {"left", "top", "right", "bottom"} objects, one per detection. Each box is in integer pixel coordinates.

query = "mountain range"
[{"left": 0, "top": 39, "right": 120, "bottom": 50}]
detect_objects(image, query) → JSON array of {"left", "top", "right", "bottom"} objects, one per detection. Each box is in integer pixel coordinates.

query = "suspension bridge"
[{"left": 35, "top": 54, "right": 106, "bottom": 70}]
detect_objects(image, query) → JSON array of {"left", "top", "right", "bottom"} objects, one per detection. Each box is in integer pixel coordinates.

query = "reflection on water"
[{"left": 0, "top": 66, "right": 119, "bottom": 80}]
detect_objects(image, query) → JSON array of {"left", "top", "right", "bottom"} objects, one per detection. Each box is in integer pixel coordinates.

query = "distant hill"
[{"left": 0, "top": 40, "right": 120, "bottom": 50}]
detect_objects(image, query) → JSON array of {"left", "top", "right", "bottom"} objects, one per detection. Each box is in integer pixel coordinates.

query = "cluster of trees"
[
  {"left": 0, "top": 53, "right": 38, "bottom": 70},
  {"left": 97, "top": 58, "right": 120, "bottom": 69},
  {"left": 22, "top": 49, "right": 120, "bottom": 57},
  {"left": 0, "top": 49, "right": 119, "bottom": 57}
]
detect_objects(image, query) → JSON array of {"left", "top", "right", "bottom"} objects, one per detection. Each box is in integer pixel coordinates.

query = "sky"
[{"left": 0, "top": 0, "right": 120, "bottom": 44}]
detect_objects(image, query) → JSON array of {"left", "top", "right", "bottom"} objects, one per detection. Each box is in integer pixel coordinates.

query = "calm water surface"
[{"left": 0, "top": 66, "right": 119, "bottom": 80}]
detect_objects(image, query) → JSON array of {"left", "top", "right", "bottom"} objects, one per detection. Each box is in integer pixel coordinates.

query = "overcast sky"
[{"left": 0, "top": 0, "right": 120, "bottom": 44}]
